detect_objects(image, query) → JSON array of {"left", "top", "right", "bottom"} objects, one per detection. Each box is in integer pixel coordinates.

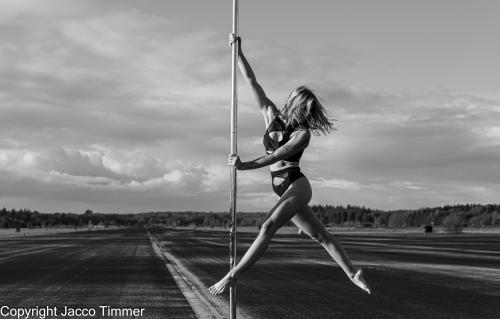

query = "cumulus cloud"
[{"left": 311, "top": 178, "right": 361, "bottom": 190}]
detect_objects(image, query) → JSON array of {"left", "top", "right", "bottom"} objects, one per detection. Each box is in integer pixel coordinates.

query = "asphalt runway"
[
  {"left": 0, "top": 228, "right": 196, "bottom": 319},
  {"left": 151, "top": 228, "right": 500, "bottom": 319},
  {"left": 2, "top": 228, "right": 498, "bottom": 319}
]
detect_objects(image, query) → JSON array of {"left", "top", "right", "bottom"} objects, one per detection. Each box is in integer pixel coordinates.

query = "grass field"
[{"left": 1, "top": 227, "right": 498, "bottom": 319}]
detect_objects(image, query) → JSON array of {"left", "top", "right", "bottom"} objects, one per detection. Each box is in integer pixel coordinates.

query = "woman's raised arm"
[{"left": 230, "top": 34, "right": 279, "bottom": 125}]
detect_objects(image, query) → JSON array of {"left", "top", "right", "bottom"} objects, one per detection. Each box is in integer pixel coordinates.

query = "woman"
[{"left": 209, "top": 35, "right": 371, "bottom": 295}]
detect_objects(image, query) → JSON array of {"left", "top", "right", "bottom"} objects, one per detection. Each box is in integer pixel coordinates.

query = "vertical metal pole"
[{"left": 229, "top": 0, "right": 239, "bottom": 319}]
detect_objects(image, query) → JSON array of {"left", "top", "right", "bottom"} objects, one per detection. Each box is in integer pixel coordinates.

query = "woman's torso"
[{"left": 263, "top": 115, "right": 308, "bottom": 172}]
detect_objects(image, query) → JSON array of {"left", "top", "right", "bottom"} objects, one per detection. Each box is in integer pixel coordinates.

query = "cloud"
[
  {"left": 483, "top": 126, "right": 500, "bottom": 142},
  {"left": 311, "top": 178, "right": 361, "bottom": 190},
  {"left": 0, "top": 146, "right": 227, "bottom": 195},
  {"left": 389, "top": 181, "right": 427, "bottom": 191}
]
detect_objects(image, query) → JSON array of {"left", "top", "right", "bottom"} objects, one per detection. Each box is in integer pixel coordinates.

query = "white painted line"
[
  {"left": 164, "top": 262, "right": 220, "bottom": 319},
  {"left": 148, "top": 233, "right": 251, "bottom": 319}
]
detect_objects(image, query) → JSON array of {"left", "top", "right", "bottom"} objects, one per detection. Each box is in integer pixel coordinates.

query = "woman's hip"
[{"left": 271, "top": 167, "right": 311, "bottom": 199}]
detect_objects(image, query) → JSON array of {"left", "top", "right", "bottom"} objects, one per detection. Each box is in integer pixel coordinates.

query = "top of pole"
[
  {"left": 230, "top": 0, "right": 239, "bottom": 155},
  {"left": 233, "top": 0, "right": 238, "bottom": 35}
]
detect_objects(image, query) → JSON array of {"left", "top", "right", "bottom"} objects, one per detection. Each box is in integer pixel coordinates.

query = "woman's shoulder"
[
  {"left": 285, "top": 120, "right": 310, "bottom": 132},
  {"left": 296, "top": 122, "right": 310, "bottom": 130},
  {"left": 289, "top": 127, "right": 311, "bottom": 148}
]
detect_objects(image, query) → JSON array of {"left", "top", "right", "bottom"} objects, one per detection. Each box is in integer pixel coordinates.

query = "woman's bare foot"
[
  {"left": 209, "top": 275, "right": 238, "bottom": 295},
  {"left": 350, "top": 268, "right": 371, "bottom": 294}
]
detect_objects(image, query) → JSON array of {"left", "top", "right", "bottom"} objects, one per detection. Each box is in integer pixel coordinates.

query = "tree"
[{"left": 442, "top": 212, "right": 465, "bottom": 234}]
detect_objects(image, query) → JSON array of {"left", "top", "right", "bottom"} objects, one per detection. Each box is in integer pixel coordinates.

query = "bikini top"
[{"left": 263, "top": 116, "right": 309, "bottom": 163}]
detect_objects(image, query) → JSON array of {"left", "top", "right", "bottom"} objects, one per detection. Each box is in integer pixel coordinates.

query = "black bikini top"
[{"left": 263, "top": 116, "right": 309, "bottom": 163}]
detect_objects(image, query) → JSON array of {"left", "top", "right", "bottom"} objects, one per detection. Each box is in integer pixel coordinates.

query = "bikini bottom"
[{"left": 271, "top": 167, "right": 304, "bottom": 197}]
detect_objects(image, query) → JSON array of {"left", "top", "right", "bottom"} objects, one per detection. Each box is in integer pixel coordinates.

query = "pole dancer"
[{"left": 209, "top": 35, "right": 371, "bottom": 295}]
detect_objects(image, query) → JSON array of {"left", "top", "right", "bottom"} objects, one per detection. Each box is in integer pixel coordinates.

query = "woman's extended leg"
[
  {"left": 291, "top": 205, "right": 371, "bottom": 294},
  {"left": 208, "top": 178, "right": 311, "bottom": 295}
]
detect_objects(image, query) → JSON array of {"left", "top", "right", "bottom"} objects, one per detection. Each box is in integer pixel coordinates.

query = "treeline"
[
  {"left": 1, "top": 204, "right": 500, "bottom": 230},
  {"left": 0, "top": 209, "right": 137, "bottom": 229},
  {"left": 309, "top": 204, "right": 500, "bottom": 229}
]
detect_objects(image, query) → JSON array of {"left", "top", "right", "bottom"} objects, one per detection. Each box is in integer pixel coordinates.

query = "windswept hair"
[{"left": 281, "top": 85, "right": 336, "bottom": 135}]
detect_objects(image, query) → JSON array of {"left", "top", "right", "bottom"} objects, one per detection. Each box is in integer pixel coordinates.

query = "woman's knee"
[{"left": 310, "top": 230, "right": 330, "bottom": 244}]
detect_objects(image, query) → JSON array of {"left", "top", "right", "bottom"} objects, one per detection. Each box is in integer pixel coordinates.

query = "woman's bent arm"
[{"left": 236, "top": 130, "right": 311, "bottom": 170}]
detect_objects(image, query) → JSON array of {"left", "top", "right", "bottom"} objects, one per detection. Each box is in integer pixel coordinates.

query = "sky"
[{"left": 1, "top": 0, "right": 499, "bottom": 214}]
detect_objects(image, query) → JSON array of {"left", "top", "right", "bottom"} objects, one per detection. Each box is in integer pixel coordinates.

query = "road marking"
[
  {"left": 148, "top": 233, "right": 250, "bottom": 319},
  {"left": 0, "top": 247, "right": 60, "bottom": 263}
]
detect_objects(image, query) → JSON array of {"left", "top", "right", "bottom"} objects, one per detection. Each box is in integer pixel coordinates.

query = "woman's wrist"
[
  {"left": 237, "top": 161, "right": 250, "bottom": 170},
  {"left": 236, "top": 154, "right": 276, "bottom": 171},
  {"left": 237, "top": 161, "right": 257, "bottom": 170}
]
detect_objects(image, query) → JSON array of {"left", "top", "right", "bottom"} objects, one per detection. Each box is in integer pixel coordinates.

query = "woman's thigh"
[
  {"left": 291, "top": 205, "right": 329, "bottom": 240},
  {"left": 264, "top": 177, "right": 312, "bottom": 232}
]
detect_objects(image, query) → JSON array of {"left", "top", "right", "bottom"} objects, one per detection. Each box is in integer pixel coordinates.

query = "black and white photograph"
[{"left": 1, "top": 1, "right": 499, "bottom": 318}]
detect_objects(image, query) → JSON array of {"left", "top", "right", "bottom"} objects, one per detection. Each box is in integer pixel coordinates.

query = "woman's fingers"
[
  {"left": 229, "top": 33, "right": 237, "bottom": 46},
  {"left": 228, "top": 154, "right": 243, "bottom": 169},
  {"left": 228, "top": 33, "right": 241, "bottom": 47},
  {"left": 228, "top": 154, "right": 238, "bottom": 166}
]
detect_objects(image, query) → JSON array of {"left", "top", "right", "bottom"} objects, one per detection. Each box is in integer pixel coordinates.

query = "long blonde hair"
[{"left": 281, "top": 85, "right": 335, "bottom": 135}]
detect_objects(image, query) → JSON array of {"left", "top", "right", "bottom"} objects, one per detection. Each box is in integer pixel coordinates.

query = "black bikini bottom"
[{"left": 271, "top": 167, "right": 304, "bottom": 197}]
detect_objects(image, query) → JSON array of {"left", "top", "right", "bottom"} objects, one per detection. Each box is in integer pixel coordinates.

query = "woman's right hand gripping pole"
[
  {"left": 228, "top": 153, "right": 243, "bottom": 170},
  {"left": 229, "top": 33, "right": 241, "bottom": 49}
]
